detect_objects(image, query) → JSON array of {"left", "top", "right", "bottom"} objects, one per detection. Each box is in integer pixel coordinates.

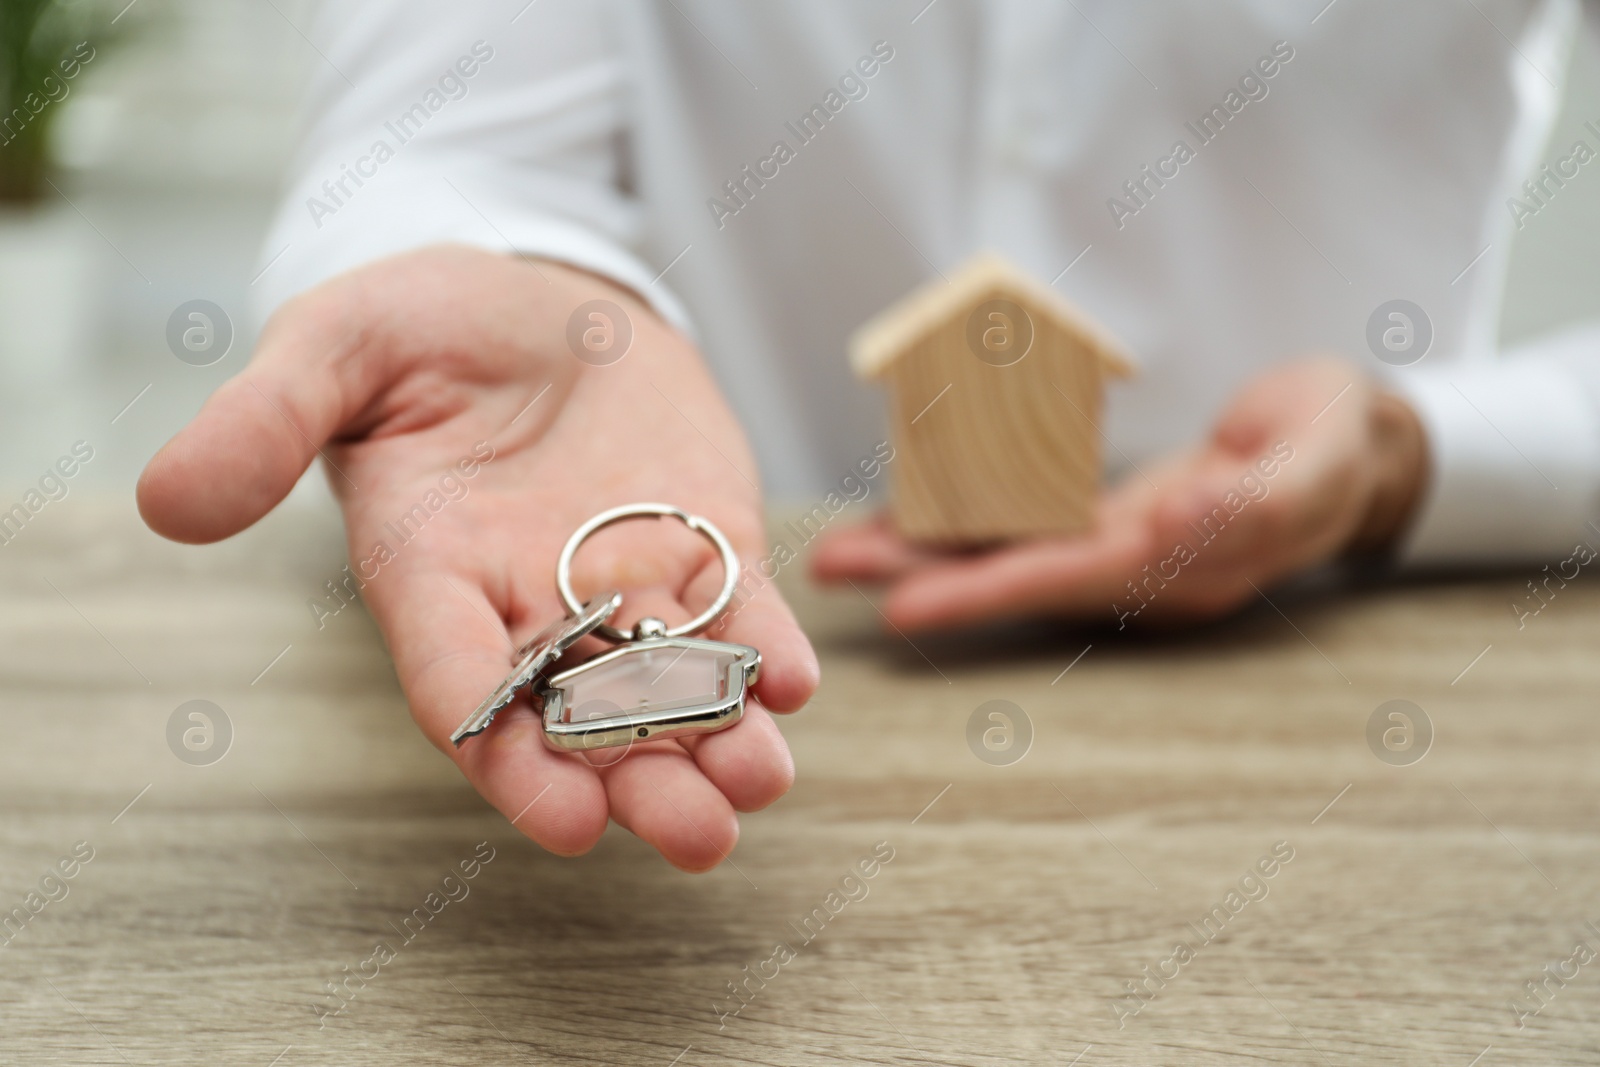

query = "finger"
[
  {"left": 1146, "top": 458, "right": 1273, "bottom": 569},
  {"left": 1211, "top": 361, "right": 1370, "bottom": 535},
  {"left": 583, "top": 517, "right": 821, "bottom": 712},
  {"left": 694, "top": 558, "right": 818, "bottom": 713},
  {"left": 601, "top": 746, "right": 740, "bottom": 872},
  {"left": 137, "top": 288, "right": 381, "bottom": 543},
  {"left": 679, "top": 701, "right": 794, "bottom": 812},
  {"left": 138, "top": 248, "right": 594, "bottom": 546},
  {"left": 1151, "top": 421, "right": 1355, "bottom": 574},
  {"left": 809, "top": 513, "right": 942, "bottom": 584},
  {"left": 883, "top": 523, "right": 1151, "bottom": 631},
  {"left": 600, "top": 581, "right": 798, "bottom": 815},
  {"left": 1209, "top": 356, "right": 1360, "bottom": 454},
  {"left": 371, "top": 564, "right": 610, "bottom": 857}
]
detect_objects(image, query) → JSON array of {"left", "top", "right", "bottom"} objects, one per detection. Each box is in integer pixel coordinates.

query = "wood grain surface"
[{"left": 2, "top": 498, "right": 1598, "bottom": 1065}]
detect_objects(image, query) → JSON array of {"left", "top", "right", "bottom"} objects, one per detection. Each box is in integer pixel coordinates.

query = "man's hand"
[
  {"left": 138, "top": 245, "right": 818, "bottom": 871},
  {"left": 812, "top": 359, "right": 1427, "bottom": 630}
]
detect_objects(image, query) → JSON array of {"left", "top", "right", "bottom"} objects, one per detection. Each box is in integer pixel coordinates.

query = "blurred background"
[
  {"left": 1, "top": 0, "right": 1597, "bottom": 496},
  {"left": 0, "top": 0, "right": 315, "bottom": 492}
]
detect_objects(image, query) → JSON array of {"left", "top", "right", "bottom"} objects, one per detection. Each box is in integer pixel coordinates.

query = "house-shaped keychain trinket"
[{"left": 539, "top": 618, "right": 760, "bottom": 751}]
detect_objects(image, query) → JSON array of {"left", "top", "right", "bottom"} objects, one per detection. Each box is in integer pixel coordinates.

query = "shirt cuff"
[
  {"left": 249, "top": 151, "right": 692, "bottom": 337},
  {"left": 1386, "top": 354, "right": 1600, "bottom": 567}
]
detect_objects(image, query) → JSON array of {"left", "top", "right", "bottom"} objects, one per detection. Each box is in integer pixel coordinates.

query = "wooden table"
[{"left": 3, "top": 498, "right": 1598, "bottom": 1065}]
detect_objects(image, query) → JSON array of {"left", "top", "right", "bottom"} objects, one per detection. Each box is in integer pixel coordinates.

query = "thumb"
[
  {"left": 1209, "top": 357, "right": 1358, "bottom": 457},
  {"left": 137, "top": 293, "right": 371, "bottom": 543}
]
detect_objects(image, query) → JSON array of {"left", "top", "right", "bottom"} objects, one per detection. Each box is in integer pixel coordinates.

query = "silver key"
[{"left": 450, "top": 590, "right": 622, "bottom": 745}]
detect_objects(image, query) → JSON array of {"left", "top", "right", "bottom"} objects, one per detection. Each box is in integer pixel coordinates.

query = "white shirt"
[{"left": 257, "top": 0, "right": 1600, "bottom": 566}]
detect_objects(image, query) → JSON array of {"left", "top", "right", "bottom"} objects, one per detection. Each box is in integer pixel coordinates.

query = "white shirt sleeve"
[
  {"left": 250, "top": 0, "right": 691, "bottom": 332},
  {"left": 1388, "top": 320, "right": 1600, "bottom": 566}
]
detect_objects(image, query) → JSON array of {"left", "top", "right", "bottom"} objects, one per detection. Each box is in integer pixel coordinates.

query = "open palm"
[
  {"left": 813, "top": 360, "right": 1423, "bottom": 630},
  {"left": 139, "top": 246, "right": 818, "bottom": 871}
]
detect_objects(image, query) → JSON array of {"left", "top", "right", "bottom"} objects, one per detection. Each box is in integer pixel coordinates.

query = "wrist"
[
  {"left": 1349, "top": 388, "right": 1429, "bottom": 554},
  {"left": 532, "top": 256, "right": 675, "bottom": 333},
  {"left": 526, "top": 255, "right": 694, "bottom": 373}
]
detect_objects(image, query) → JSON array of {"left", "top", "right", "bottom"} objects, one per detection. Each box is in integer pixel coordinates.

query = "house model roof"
[{"left": 849, "top": 252, "right": 1137, "bottom": 380}]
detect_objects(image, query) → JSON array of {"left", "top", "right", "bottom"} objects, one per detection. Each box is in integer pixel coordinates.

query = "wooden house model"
[{"left": 850, "top": 253, "right": 1136, "bottom": 545}]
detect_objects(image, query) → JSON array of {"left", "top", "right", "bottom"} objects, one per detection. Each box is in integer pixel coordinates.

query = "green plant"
[{"left": 0, "top": 0, "right": 101, "bottom": 202}]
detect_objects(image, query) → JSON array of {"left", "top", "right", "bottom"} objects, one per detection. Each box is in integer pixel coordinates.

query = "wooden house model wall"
[{"left": 850, "top": 254, "right": 1136, "bottom": 545}]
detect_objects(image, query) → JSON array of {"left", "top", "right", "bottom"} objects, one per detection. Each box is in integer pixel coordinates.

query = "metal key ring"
[{"left": 555, "top": 503, "right": 740, "bottom": 643}]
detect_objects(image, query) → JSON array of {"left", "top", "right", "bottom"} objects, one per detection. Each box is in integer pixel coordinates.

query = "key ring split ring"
[{"left": 555, "top": 503, "right": 741, "bottom": 643}]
